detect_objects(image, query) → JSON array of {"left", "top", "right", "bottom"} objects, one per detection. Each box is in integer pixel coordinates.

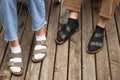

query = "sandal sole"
[
  {"left": 86, "top": 44, "right": 103, "bottom": 54},
  {"left": 86, "top": 48, "right": 101, "bottom": 54}
]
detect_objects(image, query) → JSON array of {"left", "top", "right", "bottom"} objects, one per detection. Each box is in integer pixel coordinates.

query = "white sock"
[
  {"left": 36, "top": 34, "right": 46, "bottom": 41},
  {"left": 34, "top": 35, "right": 46, "bottom": 59},
  {"left": 10, "top": 45, "right": 22, "bottom": 73}
]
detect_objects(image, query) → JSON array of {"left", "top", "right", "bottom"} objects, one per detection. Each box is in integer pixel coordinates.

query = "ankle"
[
  {"left": 35, "top": 26, "right": 45, "bottom": 36},
  {"left": 69, "top": 11, "right": 79, "bottom": 19},
  {"left": 10, "top": 40, "right": 20, "bottom": 47},
  {"left": 97, "top": 17, "right": 108, "bottom": 28}
]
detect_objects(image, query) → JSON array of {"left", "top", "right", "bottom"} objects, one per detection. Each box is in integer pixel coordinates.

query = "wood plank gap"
[
  {"left": 0, "top": 39, "right": 9, "bottom": 68},
  {"left": 114, "top": 14, "right": 120, "bottom": 46},
  {"left": 106, "top": 16, "right": 120, "bottom": 80},
  {"left": 39, "top": 0, "right": 60, "bottom": 79},
  {"left": 104, "top": 30, "right": 113, "bottom": 80},
  {"left": 82, "top": 0, "right": 96, "bottom": 80},
  {"left": 80, "top": 6, "right": 84, "bottom": 80},
  {"left": 91, "top": 1, "right": 98, "bottom": 80},
  {"left": 45, "top": 0, "right": 53, "bottom": 36}
]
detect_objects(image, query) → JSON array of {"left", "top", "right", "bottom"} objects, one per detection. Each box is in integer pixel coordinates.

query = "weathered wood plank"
[
  {"left": 40, "top": 1, "right": 60, "bottom": 80},
  {"left": 82, "top": 0, "right": 96, "bottom": 80},
  {"left": 0, "top": 30, "right": 8, "bottom": 67},
  {"left": 68, "top": 21, "right": 82, "bottom": 80},
  {"left": 25, "top": 51, "right": 41, "bottom": 80},
  {"left": 115, "top": 8, "right": 120, "bottom": 80},
  {"left": 54, "top": 42, "right": 68, "bottom": 80},
  {"left": 45, "top": 0, "right": 52, "bottom": 21},
  {"left": 115, "top": 5, "right": 120, "bottom": 45},
  {"left": 53, "top": 1, "right": 69, "bottom": 80},
  {"left": 92, "top": 0, "right": 111, "bottom": 80},
  {"left": 0, "top": 2, "right": 12, "bottom": 68},
  {"left": 1, "top": 1, "right": 120, "bottom": 80},
  {"left": 106, "top": 16, "right": 120, "bottom": 80},
  {"left": 0, "top": 70, "right": 9, "bottom": 80}
]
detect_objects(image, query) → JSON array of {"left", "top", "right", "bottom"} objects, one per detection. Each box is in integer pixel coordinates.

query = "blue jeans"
[{"left": 0, "top": 0, "right": 46, "bottom": 41}]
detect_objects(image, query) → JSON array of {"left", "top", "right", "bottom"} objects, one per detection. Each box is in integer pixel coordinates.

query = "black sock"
[
  {"left": 95, "top": 25, "right": 105, "bottom": 34},
  {"left": 67, "top": 18, "right": 79, "bottom": 29}
]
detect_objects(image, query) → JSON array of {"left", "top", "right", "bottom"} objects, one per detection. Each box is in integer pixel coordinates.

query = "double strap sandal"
[
  {"left": 8, "top": 53, "right": 24, "bottom": 76},
  {"left": 56, "top": 24, "right": 79, "bottom": 44},
  {"left": 87, "top": 32, "right": 104, "bottom": 54},
  {"left": 32, "top": 40, "right": 47, "bottom": 63}
]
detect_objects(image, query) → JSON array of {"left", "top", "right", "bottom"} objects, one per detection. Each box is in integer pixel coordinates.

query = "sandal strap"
[
  {"left": 58, "top": 24, "right": 78, "bottom": 41},
  {"left": 64, "top": 25, "right": 72, "bottom": 33},
  {"left": 9, "top": 53, "right": 22, "bottom": 58},
  {"left": 89, "top": 32, "right": 104, "bottom": 47},
  {"left": 33, "top": 49, "right": 46, "bottom": 55},
  {"left": 63, "top": 24, "right": 76, "bottom": 35},
  {"left": 94, "top": 33, "right": 103, "bottom": 38},
  {"left": 8, "top": 61, "right": 23, "bottom": 68},
  {"left": 36, "top": 40, "right": 46, "bottom": 46},
  {"left": 58, "top": 30, "right": 69, "bottom": 40},
  {"left": 90, "top": 42, "right": 103, "bottom": 47},
  {"left": 9, "top": 53, "right": 23, "bottom": 68}
]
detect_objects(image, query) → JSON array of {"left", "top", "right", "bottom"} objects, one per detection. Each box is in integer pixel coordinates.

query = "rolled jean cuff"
[
  {"left": 5, "top": 37, "right": 18, "bottom": 41},
  {"left": 99, "top": 12, "right": 112, "bottom": 19},
  {"left": 32, "top": 20, "right": 47, "bottom": 31},
  {"left": 63, "top": 5, "right": 80, "bottom": 12}
]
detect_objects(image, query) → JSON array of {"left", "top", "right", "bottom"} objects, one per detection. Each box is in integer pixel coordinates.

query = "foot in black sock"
[
  {"left": 87, "top": 25, "right": 105, "bottom": 54},
  {"left": 56, "top": 18, "right": 79, "bottom": 44}
]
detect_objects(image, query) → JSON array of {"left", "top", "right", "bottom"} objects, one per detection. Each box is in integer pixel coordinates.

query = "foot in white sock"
[
  {"left": 32, "top": 35, "right": 47, "bottom": 62},
  {"left": 9, "top": 45, "right": 23, "bottom": 75}
]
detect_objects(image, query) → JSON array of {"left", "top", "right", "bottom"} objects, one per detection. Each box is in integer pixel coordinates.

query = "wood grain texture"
[
  {"left": 40, "top": 0, "right": 60, "bottom": 80},
  {"left": 106, "top": 16, "right": 120, "bottom": 80},
  {"left": 92, "top": 0, "right": 111, "bottom": 80},
  {"left": 82, "top": 0, "right": 96, "bottom": 80},
  {"left": 0, "top": 0, "right": 120, "bottom": 80}
]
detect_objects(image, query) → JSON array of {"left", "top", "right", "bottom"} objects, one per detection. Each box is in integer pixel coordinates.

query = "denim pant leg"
[
  {"left": 25, "top": 0, "right": 47, "bottom": 31},
  {"left": 0, "top": 0, "right": 18, "bottom": 41}
]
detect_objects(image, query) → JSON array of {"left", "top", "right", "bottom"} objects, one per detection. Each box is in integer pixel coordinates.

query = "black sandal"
[
  {"left": 87, "top": 30, "right": 104, "bottom": 54},
  {"left": 55, "top": 24, "right": 79, "bottom": 44},
  {"left": 56, "top": 18, "right": 79, "bottom": 45}
]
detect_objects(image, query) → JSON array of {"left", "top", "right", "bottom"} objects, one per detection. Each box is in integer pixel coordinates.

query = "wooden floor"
[{"left": 0, "top": 0, "right": 120, "bottom": 80}]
